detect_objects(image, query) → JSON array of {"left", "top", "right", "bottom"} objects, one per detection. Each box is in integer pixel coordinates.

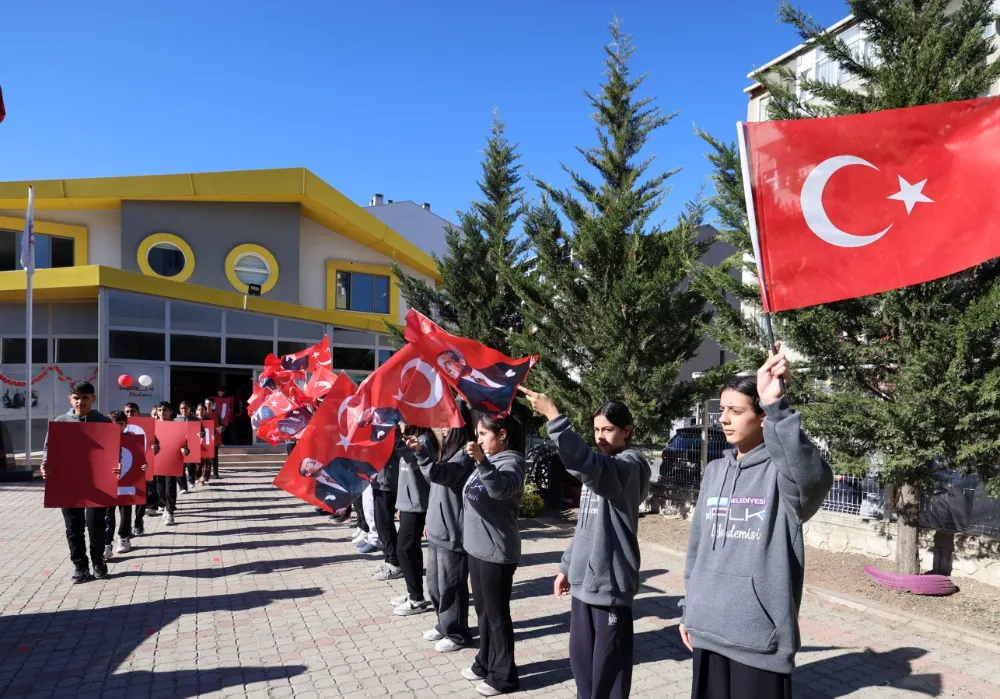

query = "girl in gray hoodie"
[
  {"left": 405, "top": 402, "right": 477, "bottom": 653},
  {"left": 520, "top": 388, "right": 650, "bottom": 699},
  {"left": 680, "top": 346, "right": 832, "bottom": 699},
  {"left": 461, "top": 413, "right": 525, "bottom": 697}
]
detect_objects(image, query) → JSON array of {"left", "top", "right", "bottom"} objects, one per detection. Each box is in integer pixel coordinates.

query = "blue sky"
[{"left": 1, "top": 0, "right": 844, "bottom": 229}]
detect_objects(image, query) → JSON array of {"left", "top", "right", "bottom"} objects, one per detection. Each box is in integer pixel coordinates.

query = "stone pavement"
[{"left": 1, "top": 464, "right": 998, "bottom": 699}]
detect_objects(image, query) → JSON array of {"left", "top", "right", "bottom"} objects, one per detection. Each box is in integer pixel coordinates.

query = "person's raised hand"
[
  {"left": 403, "top": 435, "right": 423, "bottom": 453},
  {"left": 518, "top": 386, "right": 560, "bottom": 421},
  {"left": 40, "top": 461, "right": 48, "bottom": 480},
  {"left": 466, "top": 441, "right": 486, "bottom": 464},
  {"left": 554, "top": 572, "right": 570, "bottom": 598},
  {"left": 757, "top": 341, "right": 790, "bottom": 404}
]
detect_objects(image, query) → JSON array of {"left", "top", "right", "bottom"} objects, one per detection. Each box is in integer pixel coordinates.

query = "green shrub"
[{"left": 520, "top": 482, "right": 546, "bottom": 518}]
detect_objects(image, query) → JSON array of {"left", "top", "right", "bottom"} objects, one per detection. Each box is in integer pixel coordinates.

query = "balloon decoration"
[
  {"left": 138, "top": 375, "right": 153, "bottom": 388},
  {"left": 118, "top": 374, "right": 133, "bottom": 388}
]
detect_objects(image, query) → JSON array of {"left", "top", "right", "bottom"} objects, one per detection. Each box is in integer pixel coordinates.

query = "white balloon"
[{"left": 138, "top": 374, "right": 153, "bottom": 388}]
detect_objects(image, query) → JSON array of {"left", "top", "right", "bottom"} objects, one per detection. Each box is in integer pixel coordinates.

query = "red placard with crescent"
[
  {"left": 117, "top": 433, "right": 148, "bottom": 505},
  {"left": 43, "top": 422, "right": 120, "bottom": 508}
]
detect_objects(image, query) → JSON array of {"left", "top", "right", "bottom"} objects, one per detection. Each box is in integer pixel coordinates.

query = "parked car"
[{"left": 658, "top": 425, "right": 728, "bottom": 487}]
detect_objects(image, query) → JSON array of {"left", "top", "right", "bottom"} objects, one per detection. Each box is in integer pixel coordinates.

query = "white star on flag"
[
  {"left": 394, "top": 389, "right": 404, "bottom": 401},
  {"left": 887, "top": 175, "right": 933, "bottom": 214},
  {"left": 337, "top": 434, "right": 352, "bottom": 449}
]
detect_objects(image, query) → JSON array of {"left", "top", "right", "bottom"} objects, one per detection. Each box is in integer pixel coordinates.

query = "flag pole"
[
  {"left": 22, "top": 186, "right": 35, "bottom": 471},
  {"left": 736, "top": 122, "right": 785, "bottom": 392}
]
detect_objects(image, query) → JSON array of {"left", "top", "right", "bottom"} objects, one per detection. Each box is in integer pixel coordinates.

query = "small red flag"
[
  {"left": 265, "top": 336, "right": 331, "bottom": 372},
  {"left": 404, "top": 310, "right": 537, "bottom": 416},
  {"left": 745, "top": 97, "right": 1000, "bottom": 312}
]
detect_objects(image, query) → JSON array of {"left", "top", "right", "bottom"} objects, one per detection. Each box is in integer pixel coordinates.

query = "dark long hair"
[
  {"left": 592, "top": 402, "right": 633, "bottom": 439},
  {"left": 476, "top": 411, "right": 525, "bottom": 454},
  {"left": 440, "top": 401, "right": 475, "bottom": 461},
  {"left": 402, "top": 424, "right": 440, "bottom": 453},
  {"left": 722, "top": 376, "right": 763, "bottom": 415}
]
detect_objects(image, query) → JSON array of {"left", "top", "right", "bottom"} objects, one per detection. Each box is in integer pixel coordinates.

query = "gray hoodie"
[
  {"left": 419, "top": 448, "right": 477, "bottom": 552},
  {"left": 374, "top": 443, "right": 400, "bottom": 492},
  {"left": 396, "top": 433, "right": 436, "bottom": 513},
  {"left": 680, "top": 398, "right": 833, "bottom": 675},
  {"left": 462, "top": 450, "right": 525, "bottom": 565},
  {"left": 43, "top": 409, "right": 113, "bottom": 461},
  {"left": 548, "top": 415, "right": 651, "bottom": 608}
]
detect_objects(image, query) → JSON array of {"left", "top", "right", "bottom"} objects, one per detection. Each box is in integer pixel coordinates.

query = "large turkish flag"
[{"left": 745, "top": 97, "right": 1000, "bottom": 312}]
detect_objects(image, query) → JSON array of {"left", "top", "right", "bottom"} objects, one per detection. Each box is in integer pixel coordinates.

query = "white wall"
[
  {"left": 365, "top": 202, "right": 451, "bottom": 260},
  {"left": 0, "top": 208, "right": 122, "bottom": 267},
  {"left": 298, "top": 216, "right": 437, "bottom": 322}
]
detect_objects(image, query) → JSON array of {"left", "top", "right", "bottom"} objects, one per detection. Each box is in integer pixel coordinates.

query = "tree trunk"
[{"left": 895, "top": 482, "right": 921, "bottom": 574}]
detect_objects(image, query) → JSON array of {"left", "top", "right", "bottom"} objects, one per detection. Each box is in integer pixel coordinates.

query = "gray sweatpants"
[{"left": 427, "top": 544, "right": 472, "bottom": 645}]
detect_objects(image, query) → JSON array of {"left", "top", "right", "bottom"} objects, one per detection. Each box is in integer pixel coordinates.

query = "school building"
[{"left": 0, "top": 168, "right": 449, "bottom": 458}]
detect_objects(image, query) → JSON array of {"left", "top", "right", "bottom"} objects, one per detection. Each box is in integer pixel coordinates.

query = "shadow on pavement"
[
  {"left": 109, "top": 554, "right": 366, "bottom": 578},
  {"left": 0, "top": 588, "right": 321, "bottom": 697},
  {"left": 798, "top": 646, "right": 941, "bottom": 697}
]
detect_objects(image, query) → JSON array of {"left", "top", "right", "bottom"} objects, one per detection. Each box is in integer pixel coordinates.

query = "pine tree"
[
  {"left": 700, "top": 0, "right": 1000, "bottom": 574},
  {"left": 392, "top": 112, "right": 527, "bottom": 356},
  {"left": 506, "top": 19, "right": 712, "bottom": 442}
]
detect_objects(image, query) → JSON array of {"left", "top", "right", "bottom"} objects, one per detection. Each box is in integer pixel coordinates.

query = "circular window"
[
  {"left": 233, "top": 253, "right": 270, "bottom": 286},
  {"left": 137, "top": 233, "right": 195, "bottom": 282},
  {"left": 225, "top": 244, "right": 279, "bottom": 294},
  {"left": 147, "top": 242, "right": 186, "bottom": 277}
]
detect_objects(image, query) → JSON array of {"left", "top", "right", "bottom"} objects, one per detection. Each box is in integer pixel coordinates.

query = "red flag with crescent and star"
[
  {"left": 272, "top": 372, "right": 395, "bottom": 513},
  {"left": 744, "top": 96, "right": 1000, "bottom": 312},
  {"left": 265, "top": 336, "right": 332, "bottom": 373},
  {"left": 404, "top": 309, "right": 538, "bottom": 416},
  {"left": 346, "top": 341, "right": 463, "bottom": 429}
]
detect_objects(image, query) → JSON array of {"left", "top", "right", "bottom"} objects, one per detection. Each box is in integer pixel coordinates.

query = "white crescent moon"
[
  {"left": 124, "top": 424, "right": 148, "bottom": 451},
  {"left": 801, "top": 155, "right": 891, "bottom": 248},
  {"left": 400, "top": 359, "right": 443, "bottom": 410},
  {"left": 337, "top": 395, "right": 352, "bottom": 428}
]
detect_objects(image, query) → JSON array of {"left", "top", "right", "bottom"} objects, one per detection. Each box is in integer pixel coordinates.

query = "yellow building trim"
[
  {"left": 224, "top": 243, "right": 279, "bottom": 294},
  {"left": 0, "top": 266, "right": 398, "bottom": 332},
  {"left": 325, "top": 260, "right": 399, "bottom": 329},
  {"left": 0, "top": 168, "right": 440, "bottom": 281},
  {"left": 0, "top": 214, "right": 89, "bottom": 266},
  {"left": 137, "top": 232, "right": 196, "bottom": 282}
]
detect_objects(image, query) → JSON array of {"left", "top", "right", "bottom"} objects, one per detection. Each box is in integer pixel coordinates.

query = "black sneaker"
[
  {"left": 332, "top": 513, "right": 351, "bottom": 524},
  {"left": 132, "top": 525, "right": 144, "bottom": 537},
  {"left": 93, "top": 565, "right": 109, "bottom": 580},
  {"left": 71, "top": 568, "right": 93, "bottom": 584}
]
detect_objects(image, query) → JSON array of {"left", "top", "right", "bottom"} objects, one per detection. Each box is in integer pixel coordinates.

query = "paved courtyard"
[{"left": 1, "top": 462, "right": 999, "bottom": 699}]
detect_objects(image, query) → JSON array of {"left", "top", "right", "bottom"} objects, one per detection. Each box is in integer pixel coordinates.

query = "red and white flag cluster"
[{"left": 269, "top": 313, "right": 538, "bottom": 513}]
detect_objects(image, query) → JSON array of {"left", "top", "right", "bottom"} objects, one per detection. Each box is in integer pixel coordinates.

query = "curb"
[{"left": 637, "top": 533, "right": 1000, "bottom": 655}]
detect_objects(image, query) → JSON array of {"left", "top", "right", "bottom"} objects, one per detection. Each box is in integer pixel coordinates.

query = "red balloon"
[{"left": 118, "top": 374, "right": 133, "bottom": 388}]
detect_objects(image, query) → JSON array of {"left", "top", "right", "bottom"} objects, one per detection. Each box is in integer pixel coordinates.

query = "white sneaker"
[
  {"left": 163, "top": 512, "right": 175, "bottom": 525},
  {"left": 351, "top": 528, "right": 367, "bottom": 544},
  {"left": 177, "top": 489, "right": 186, "bottom": 496},
  {"left": 435, "top": 638, "right": 464, "bottom": 653},
  {"left": 103, "top": 545, "right": 113, "bottom": 561},
  {"left": 462, "top": 667, "right": 486, "bottom": 681},
  {"left": 116, "top": 539, "right": 132, "bottom": 554},
  {"left": 423, "top": 628, "right": 445, "bottom": 642},
  {"left": 375, "top": 565, "right": 403, "bottom": 581},
  {"left": 391, "top": 594, "right": 409, "bottom": 607},
  {"left": 372, "top": 562, "right": 389, "bottom": 575},
  {"left": 476, "top": 681, "right": 502, "bottom": 697},
  {"left": 146, "top": 507, "right": 160, "bottom": 516},
  {"left": 394, "top": 599, "right": 430, "bottom": 616}
]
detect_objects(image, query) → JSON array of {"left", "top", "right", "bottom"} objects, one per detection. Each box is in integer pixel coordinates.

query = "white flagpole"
[{"left": 22, "top": 187, "right": 35, "bottom": 470}]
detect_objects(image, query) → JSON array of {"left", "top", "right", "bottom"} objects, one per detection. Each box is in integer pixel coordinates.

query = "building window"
[
  {"left": 815, "top": 52, "right": 837, "bottom": 85},
  {"left": 109, "top": 292, "right": 166, "bottom": 330},
  {"left": 56, "top": 338, "right": 98, "bottom": 363},
  {"left": 225, "top": 244, "right": 279, "bottom": 294},
  {"left": 0, "top": 230, "right": 74, "bottom": 271},
  {"left": 985, "top": 19, "right": 998, "bottom": 39},
  {"left": 378, "top": 349, "right": 395, "bottom": 366},
  {"left": 147, "top": 243, "right": 186, "bottom": 277},
  {"left": 335, "top": 272, "right": 390, "bottom": 314},
  {"left": 226, "top": 338, "right": 274, "bottom": 366},
  {"left": 1, "top": 338, "right": 49, "bottom": 364},
  {"left": 333, "top": 347, "right": 376, "bottom": 371},
  {"left": 171, "top": 334, "right": 222, "bottom": 364},
  {"left": 137, "top": 233, "right": 195, "bottom": 282},
  {"left": 277, "top": 340, "right": 312, "bottom": 357},
  {"left": 110, "top": 331, "right": 165, "bottom": 361}
]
